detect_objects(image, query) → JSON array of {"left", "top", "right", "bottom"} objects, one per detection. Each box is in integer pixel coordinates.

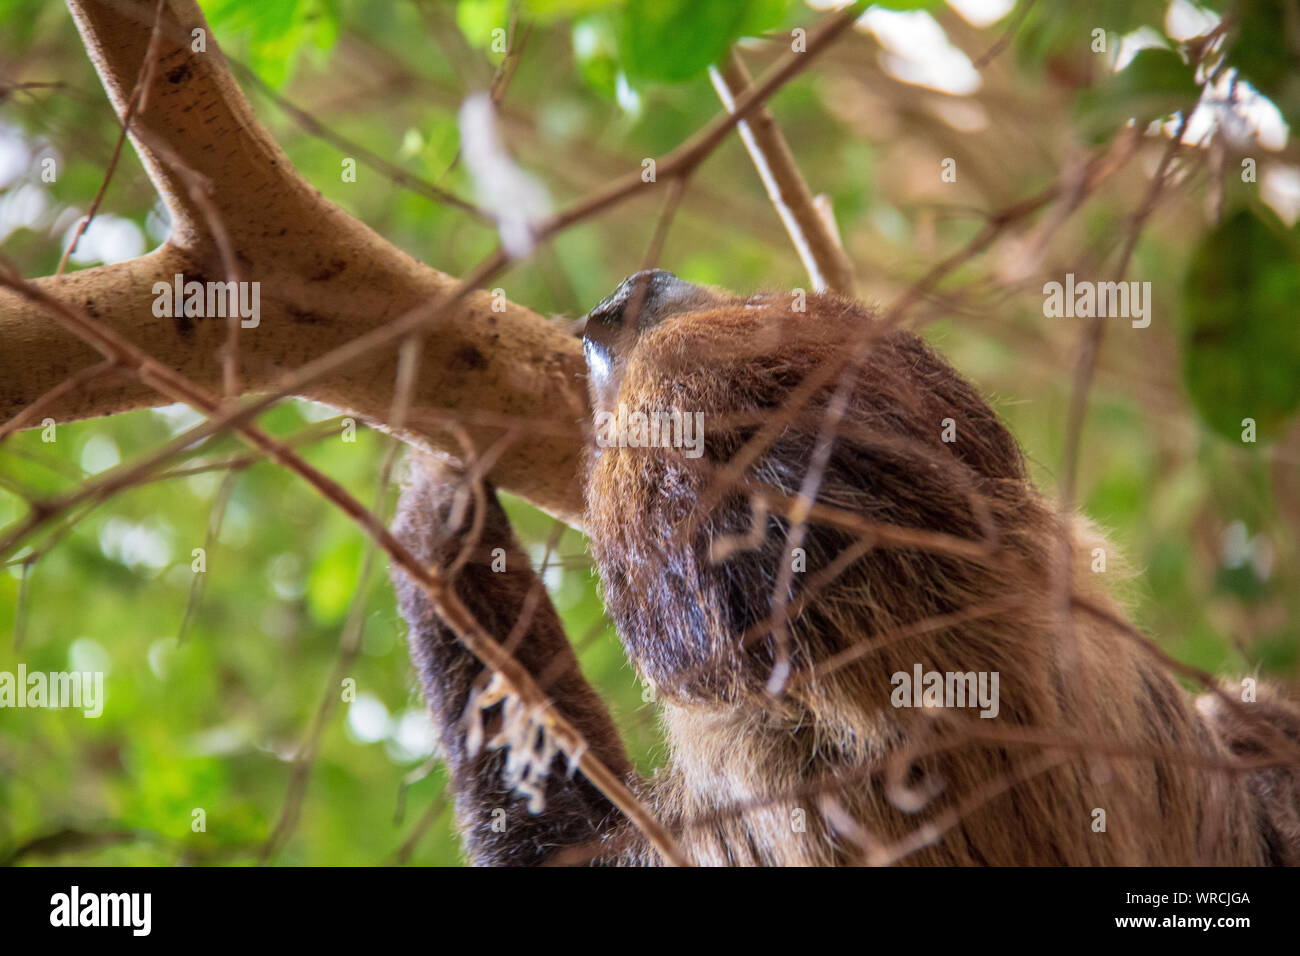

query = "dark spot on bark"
[
  {"left": 167, "top": 63, "right": 192, "bottom": 85},
  {"left": 167, "top": 272, "right": 214, "bottom": 341},
  {"left": 455, "top": 344, "right": 488, "bottom": 370},
  {"left": 84, "top": 297, "right": 99, "bottom": 318},
  {"left": 309, "top": 258, "right": 346, "bottom": 282}
]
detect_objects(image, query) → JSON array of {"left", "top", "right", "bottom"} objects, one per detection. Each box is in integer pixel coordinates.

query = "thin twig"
[{"left": 710, "top": 48, "right": 855, "bottom": 294}]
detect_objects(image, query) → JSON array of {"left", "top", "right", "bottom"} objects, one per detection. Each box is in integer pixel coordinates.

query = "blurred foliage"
[
  {"left": 1, "top": 0, "right": 1299, "bottom": 865},
  {"left": 1182, "top": 206, "right": 1300, "bottom": 441},
  {"left": 1075, "top": 47, "right": 1200, "bottom": 139}
]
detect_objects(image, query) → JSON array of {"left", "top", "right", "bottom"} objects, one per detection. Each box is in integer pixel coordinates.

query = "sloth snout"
[
  {"left": 582, "top": 269, "right": 704, "bottom": 406},
  {"left": 584, "top": 270, "right": 699, "bottom": 340}
]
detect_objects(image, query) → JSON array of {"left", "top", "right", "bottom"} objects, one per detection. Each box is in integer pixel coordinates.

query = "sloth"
[{"left": 390, "top": 270, "right": 1300, "bottom": 866}]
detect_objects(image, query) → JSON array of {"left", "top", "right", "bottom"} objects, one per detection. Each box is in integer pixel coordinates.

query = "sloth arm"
[{"left": 389, "top": 457, "right": 637, "bottom": 866}]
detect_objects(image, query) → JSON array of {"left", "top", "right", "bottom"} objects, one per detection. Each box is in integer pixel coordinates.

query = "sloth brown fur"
[{"left": 390, "top": 271, "right": 1300, "bottom": 866}]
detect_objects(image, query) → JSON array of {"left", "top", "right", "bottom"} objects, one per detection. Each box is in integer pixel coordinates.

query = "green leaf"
[
  {"left": 1181, "top": 207, "right": 1300, "bottom": 443},
  {"left": 1215, "top": 562, "right": 1269, "bottom": 601},
  {"left": 525, "top": 0, "right": 622, "bottom": 19},
  {"left": 616, "top": 0, "right": 793, "bottom": 84},
  {"left": 1076, "top": 47, "right": 1200, "bottom": 140},
  {"left": 1016, "top": 0, "right": 1167, "bottom": 69},
  {"left": 456, "top": 0, "right": 510, "bottom": 51},
  {"left": 304, "top": 0, "right": 342, "bottom": 53},
  {"left": 736, "top": 0, "right": 796, "bottom": 36},
  {"left": 199, "top": 0, "right": 338, "bottom": 88},
  {"left": 306, "top": 537, "right": 363, "bottom": 624},
  {"left": 1231, "top": 0, "right": 1300, "bottom": 104},
  {"left": 572, "top": 14, "right": 620, "bottom": 97}
]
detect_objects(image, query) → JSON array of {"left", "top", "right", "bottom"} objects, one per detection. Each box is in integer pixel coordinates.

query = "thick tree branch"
[{"left": 0, "top": 0, "right": 588, "bottom": 523}]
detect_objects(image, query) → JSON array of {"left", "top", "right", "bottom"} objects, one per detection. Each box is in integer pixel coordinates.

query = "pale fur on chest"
[{"left": 655, "top": 694, "right": 902, "bottom": 865}]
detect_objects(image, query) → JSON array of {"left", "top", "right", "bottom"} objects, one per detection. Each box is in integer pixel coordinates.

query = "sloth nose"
[
  {"left": 584, "top": 270, "right": 701, "bottom": 338},
  {"left": 582, "top": 270, "right": 703, "bottom": 386},
  {"left": 581, "top": 270, "right": 698, "bottom": 408}
]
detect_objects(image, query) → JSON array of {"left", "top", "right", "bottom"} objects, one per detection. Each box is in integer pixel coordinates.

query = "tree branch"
[
  {"left": 1, "top": 0, "right": 588, "bottom": 523},
  {"left": 710, "top": 48, "right": 856, "bottom": 295}
]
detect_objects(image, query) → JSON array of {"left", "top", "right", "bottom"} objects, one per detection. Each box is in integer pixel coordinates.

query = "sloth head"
[
  {"left": 581, "top": 270, "right": 728, "bottom": 414},
  {"left": 579, "top": 271, "right": 1042, "bottom": 703}
]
